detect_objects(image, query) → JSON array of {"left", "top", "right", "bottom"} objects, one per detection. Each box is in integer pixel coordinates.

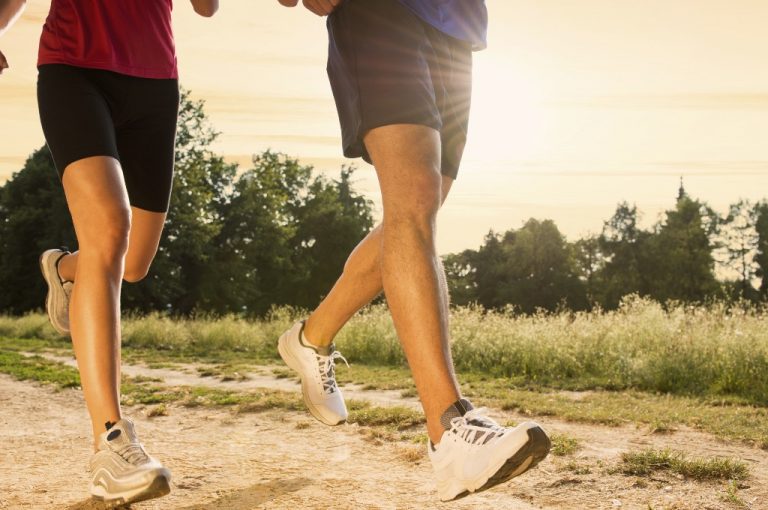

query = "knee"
[
  {"left": 81, "top": 208, "right": 132, "bottom": 264},
  {"left": 407, "top": 196, "right": 440, "bottom": 224},
  {"left": 385, "top": 183, "right": 441, "bottom": 233},
  {"left": 123, "top": 264, "right": 150, "bottom": 283}
]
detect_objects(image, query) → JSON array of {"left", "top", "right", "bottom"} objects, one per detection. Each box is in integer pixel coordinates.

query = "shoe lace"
[
  {"left": 317, "top": 348, "right": 349, "bottom": 394},
  {"left": 449, "top": 407, "right": 506, "bottom": 446},
  {"left": 116, "top": 442, "right": 150, "bottom": 465}
]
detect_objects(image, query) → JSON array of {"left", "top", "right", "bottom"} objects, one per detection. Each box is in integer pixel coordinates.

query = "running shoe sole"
[
  {"left": 453, "top": 425, "right": 551, "bottom": 500},
  {"left": 91, "top": 471, "right": 171, "bottom": 509}
]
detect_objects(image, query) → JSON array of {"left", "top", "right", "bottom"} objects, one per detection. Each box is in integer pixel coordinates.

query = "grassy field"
[
  {"left": 1, "top": 296, "right": 767, "bottom": 453},
  {"left": 2, "top": 296, "right": 767, "bottom": 402}
]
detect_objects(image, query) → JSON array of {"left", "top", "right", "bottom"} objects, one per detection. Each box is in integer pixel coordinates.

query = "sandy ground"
[{"left": 1, "top": 355, "right": 767, "bottom": 510}]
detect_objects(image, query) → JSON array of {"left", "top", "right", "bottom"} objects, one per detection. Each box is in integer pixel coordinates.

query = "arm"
[
  {"left": 0, "top": 0, "right": 26, "bottom": 36},
  {"left": 276, "top": 0, "right": 342, "bottom": 17},
  {"left": 0, "top": 0, "right": 26, "bottom": 74},
  {"left": 190, "top": 0, "right": 219, "bottom": 17}
]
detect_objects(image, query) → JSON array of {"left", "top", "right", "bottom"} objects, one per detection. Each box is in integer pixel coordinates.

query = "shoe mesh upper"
[{"left": 449, "top": 408, "right": 506, "bottom": 446}]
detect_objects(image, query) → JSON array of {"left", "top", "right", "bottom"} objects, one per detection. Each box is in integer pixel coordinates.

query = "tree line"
[
  {"left": 1, "top": 91, "right": 765, "bottom": 316},
  {"left": 444, "top": 190, "right": 768, "bottom": 312}
]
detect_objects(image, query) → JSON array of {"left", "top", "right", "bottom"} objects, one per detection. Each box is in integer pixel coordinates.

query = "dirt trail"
[{"left": 1, "top": 354, "right": 767, "bottom": 509}]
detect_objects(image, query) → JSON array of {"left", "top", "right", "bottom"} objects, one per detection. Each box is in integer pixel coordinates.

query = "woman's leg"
[
  {"left": 58, "top": 207, "right": 167, "bottom": 284},
  {"left": 61, "top": 156, "right": 130, "bottom": 446}
]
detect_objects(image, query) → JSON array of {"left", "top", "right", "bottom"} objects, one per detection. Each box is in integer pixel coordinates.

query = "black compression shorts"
[
  {"left": 37, "top": 64, "right": 179, "bottom": 213},
  {"left": 326, "top": 0, "right": 473, "bottom": 179}
]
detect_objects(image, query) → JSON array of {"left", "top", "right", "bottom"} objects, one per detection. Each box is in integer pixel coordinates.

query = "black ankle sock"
[{"left": 439, "top": 398, "right": 474, "bottom": 431}]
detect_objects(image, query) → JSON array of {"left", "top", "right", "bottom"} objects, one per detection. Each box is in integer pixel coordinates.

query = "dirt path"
[{"left": 1, "top": 354, "right": 767, "bottom": 509}]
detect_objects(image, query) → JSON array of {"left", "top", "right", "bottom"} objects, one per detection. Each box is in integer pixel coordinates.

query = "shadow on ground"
[
  {"left": 64, "top": 499, "right": 109, "bottom": 510},
  {"left": 64, "top": 477, "right": 311, "bottom": 510},
  {"left": 175, "top": 477, "right": 311, "bottom": 510}
]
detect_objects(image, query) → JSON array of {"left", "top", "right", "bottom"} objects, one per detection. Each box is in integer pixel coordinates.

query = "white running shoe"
[
  {"left": 89, "top": 418, "right": 171, "bottom": 508},
  {"left": 278, "top": 321, "right": 349, "bottom": 425},
  {"left": 428, "top": 409, "right": 551, "bottom": 501},
  {"left": 39, "top": 248, "right": 72, "bottom": 335}
]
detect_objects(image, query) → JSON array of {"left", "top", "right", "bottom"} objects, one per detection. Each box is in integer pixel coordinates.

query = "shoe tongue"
[
  {"left": 104, "top": 419, "right": 136, "bottom": 450},
  {"left": 439, "top": 398, "right": 474, "bottom": 431}
]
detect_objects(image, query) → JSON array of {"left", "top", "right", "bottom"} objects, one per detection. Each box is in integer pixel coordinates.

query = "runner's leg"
[{"left": 303, "top": 176, "right": 454, "bottom": 346}]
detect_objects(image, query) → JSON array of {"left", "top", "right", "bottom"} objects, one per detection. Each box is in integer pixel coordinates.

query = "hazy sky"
[{"left": 2, "top": 1, "right": 768, "bottom": 253}]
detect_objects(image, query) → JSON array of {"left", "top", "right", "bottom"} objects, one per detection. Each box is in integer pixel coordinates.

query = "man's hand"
[
  {"left": 190, "top": 0, "right": 219, "bottom": 17},
  {"left": 0, "top": 49, "right": 8, "bottom": 75},
  {"left": 278, "top": 0, "right": 342, "bottom": 17}
]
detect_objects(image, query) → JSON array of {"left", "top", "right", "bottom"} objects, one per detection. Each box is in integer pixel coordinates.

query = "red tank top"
[{"left": 38, "top": 0, "right": 177, "bottom": 79}]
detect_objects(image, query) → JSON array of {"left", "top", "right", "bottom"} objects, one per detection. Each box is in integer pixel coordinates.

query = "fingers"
[
  {"left": 277, "top": 0, "right": 299, "bottom": 6},
  {"left": 302, "top": 0, "right": 341, "bottom": 16}
]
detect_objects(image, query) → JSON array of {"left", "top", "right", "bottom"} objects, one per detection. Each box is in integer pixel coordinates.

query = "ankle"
[
  {"left": 427, "top": 397, "right": 472, "bottom": 444},
  {"left": 57, "top": 253, "right": 75, "bottom": 282},
  {"left": 301, "top": 321, "right": 332, "bottom": 349},
  {"left": 428, "top": 426, "right": 445, "bottom": 446}
]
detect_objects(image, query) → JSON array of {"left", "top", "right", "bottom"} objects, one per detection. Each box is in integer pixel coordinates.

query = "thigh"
[
  {"left": 61, "top": 156, "right": 131, "bottom": 245},
  {"left": 116, "top": 76, "right": 179, "bottom": 214},
  {"left": 363, "top": 124, "right": 442, "bottom": 213},
  {"left": 37, "top": 64, "right": 120, "bottom": 177}
]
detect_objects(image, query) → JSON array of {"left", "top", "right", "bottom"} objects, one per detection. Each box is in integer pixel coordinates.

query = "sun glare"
[{"left": 469, "top": 53, "right": 547, "bottom": 163}]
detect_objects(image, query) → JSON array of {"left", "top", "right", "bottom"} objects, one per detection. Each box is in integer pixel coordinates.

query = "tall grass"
[
  {"left": 120, "top": 307, "right": 295, "bottom": 359},
  {"left": 2, "top": 296, "right": 767, "bottom": 405}
]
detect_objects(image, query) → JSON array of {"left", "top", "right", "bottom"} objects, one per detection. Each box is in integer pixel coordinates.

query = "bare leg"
[
  {"left": 303, "top": 177, "right": 454, "bottom": 346},
  {"left": 61, "top": 156, "right": 167, "bottom": 447},
  {"left": 62, "top": 156, "right": 130, "bottom": 446},
  {"left": 57, "top": 207, "right": 166, "bottom": 283},
  {"left": 360, "top": 123, "right": 460, "bottom": 444}
]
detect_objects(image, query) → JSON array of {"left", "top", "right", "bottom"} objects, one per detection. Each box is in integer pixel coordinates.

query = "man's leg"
[
  {"left": 361, "top": 123, "right": 460, "bottom": 444},
  {"left": 303, "top": 176, "right": 454, "bottom": 347}
]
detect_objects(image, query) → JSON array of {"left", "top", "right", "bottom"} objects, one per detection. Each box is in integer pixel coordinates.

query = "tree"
[
  {"left": 443, "top": 250, "right": 477, "bottom": 306},
  {"left": 754, "top": 200, "right": 768, "bottom": 297},
  {"left": 200, "top": 151, "right": 309, "bottom": 315},
  {"left": 199, "top": 152, "right": 374, "bottom": 316},
  {"left": 472, "top": 219, "right": 586, "bottom": 313},
  {"left": 715, "top": 199, "right": 759, "bottom": 301},
  {"left": 645, "top": 197, "right": 720, "bottom": 303},
  {"left": 572, "top": 235, "right": 604, "bottom": 307},
  {"left": 596, "top": 203, "right": 650, "bottom": 308},
  {"left": 289, "top": 166, "right": 374, "bottom": 309},
  {"left": 0, "top": 147, "right": 76, "bottom": 313}
]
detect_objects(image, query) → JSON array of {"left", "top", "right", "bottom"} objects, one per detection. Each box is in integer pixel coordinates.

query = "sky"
[{"left": 2, "top": 0, "right": 768, "bottom": 254}]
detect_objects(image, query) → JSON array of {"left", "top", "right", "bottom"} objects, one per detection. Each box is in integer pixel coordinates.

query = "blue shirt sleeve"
[{"left": 398, "top": 0, "right": 488, "bottom": 50}]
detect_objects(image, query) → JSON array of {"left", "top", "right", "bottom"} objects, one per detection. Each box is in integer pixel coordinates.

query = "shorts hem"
[
  {"left": 345, "top": 118, "right": 443, "bottom": 164},
  {"left": 57, "top": 152, "right": 120, "bottom": 178}
]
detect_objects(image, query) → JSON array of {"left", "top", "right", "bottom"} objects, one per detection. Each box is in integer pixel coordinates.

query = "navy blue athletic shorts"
[
  {"left": 326, "top": 0, "right": 473, "bottom": 179},
  {"left": 37, "top": 64, "right": 179, "bottom": 213}
]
